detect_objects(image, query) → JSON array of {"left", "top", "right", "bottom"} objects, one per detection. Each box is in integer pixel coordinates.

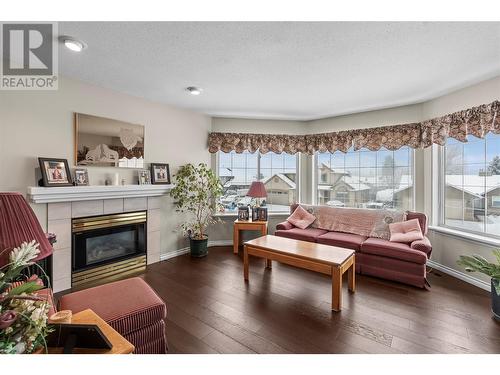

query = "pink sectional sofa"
[{"left": 275, "top": 204, "right": 432, "bottom": 288}]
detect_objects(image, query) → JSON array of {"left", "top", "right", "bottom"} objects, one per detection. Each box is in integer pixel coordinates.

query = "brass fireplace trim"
[
  {"left": 72, "top": 255, "right": 146, "bottom": 288},
  {"left": 72, "top": 211, "right": 147, "bottom": 232}
]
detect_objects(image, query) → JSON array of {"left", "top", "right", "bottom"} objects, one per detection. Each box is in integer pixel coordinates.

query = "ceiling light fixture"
[
  {"left": 186, "top": 86, "right": 202, "bottom": 96},
  {"left": 61, "top": 36, "right": 87, "bottom": 52}
]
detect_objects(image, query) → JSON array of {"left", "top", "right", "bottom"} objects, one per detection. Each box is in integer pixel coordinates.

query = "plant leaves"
[{"left": 7, "top": 281, "right": 43, "bottom": 296}]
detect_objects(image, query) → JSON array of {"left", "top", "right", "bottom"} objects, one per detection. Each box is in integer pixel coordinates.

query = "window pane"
[
  {"left": 284, "top": 153, "right": 297, "bottom": 169},
  {"left": 360, "top": 151, "right": 376, "bottom": 168},
  {"left": 443, "top": 133, "right": 500, "bottom": 236},
  {"left": 263, "top": 152, "right": 297, "bottom": 212},
  {"left": 331, "top": 152, "right": 345, "bottom": 169},
  {"left": 217, "top": 151, "right": 297, "bottom": 213},
  {"left": 219, "top": 152, "right": 232, "bottom": 169},
  {"left": 377, "top": 150, "right": 393, "bottom": 167},
  {"left": 344, "top": 152, "right": 359, "bottom": 168},
  {"left": 247, "top": 152, "right": 258, "bottom": 166},
  {"left": 317, "top": 146, "right": 413, "bottom": 211},
  {"left": 487, "top": 192, "right": 500, "bottom": 235},
  {"left": 246, "top": 168, "right": 258, "bottom": 182},
  {"left": 232, "top": 153, "right": 247, "bottom": 168},
  {"left": 394, "top": 148, "right": 410, "bottom": 167},
  {"left": 217, "top": 151, "right": 258, "bottom": 213},
  {"left": 271, "top": 152, "right": 284, "bottom": 168},
  {"left": 260, "top": 153, "right": 272, "bottom": 168},
  {"left": 318, "top": 153, "right": 331, "bottom": 168}
]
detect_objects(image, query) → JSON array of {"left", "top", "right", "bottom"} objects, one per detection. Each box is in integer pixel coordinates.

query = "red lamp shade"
[
  {"left": 0, "top": 192, "right": 53, "bottom": 267},
  {"left": 247, "top": 181, "right": 267, "bottom": 198}
]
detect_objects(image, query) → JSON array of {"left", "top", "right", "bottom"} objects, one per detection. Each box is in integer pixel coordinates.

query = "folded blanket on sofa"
[{"left": 298, "top": 204, "right": 406, "bottom": 240}]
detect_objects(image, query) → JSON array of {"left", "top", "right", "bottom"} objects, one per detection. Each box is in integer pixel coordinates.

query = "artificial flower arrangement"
[{"left": 0, "top": 241, "right": 52, "bottom": 354}]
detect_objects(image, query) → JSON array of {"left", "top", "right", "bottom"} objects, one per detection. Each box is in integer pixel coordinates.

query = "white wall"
[
  {"left": 422, "top": 76, "right": 500, "bottom": 119},
  {"left": 0, "top": 76, "right": 211, "bottom": 255},
  {"left": 304, "top": 103, "right": 422, "bottom": 133},
  {"left": 211, "top": 117, "right": 305, "bottom": 134}
]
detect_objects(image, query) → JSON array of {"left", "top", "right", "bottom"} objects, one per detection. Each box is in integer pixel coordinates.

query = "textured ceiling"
[{"left": 58, "top": 22, "right": 500, "bottom": 120}]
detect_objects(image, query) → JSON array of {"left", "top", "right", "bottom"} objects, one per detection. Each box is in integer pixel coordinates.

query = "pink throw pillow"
[
  {"left": 389, "top": 219, "right": 424, "bottom": 243},
  {"left": 286, "top": 205, "right": 316, "bottom": 230}
]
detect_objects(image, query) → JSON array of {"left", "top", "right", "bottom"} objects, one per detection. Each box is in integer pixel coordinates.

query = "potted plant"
[
  {"left": 170, "top": 163, "right": 223, "bottom": 257},
  {"left": 457, "top": 250, "right": 500, "bottom": 320}
]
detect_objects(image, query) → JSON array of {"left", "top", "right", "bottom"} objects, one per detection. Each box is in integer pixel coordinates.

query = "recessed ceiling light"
[
  {"left": 186, "top": 86, "right": 202, "bottom": 96},
  {"left": 61, "top": 36, "right": 87, "bottom": 52}
]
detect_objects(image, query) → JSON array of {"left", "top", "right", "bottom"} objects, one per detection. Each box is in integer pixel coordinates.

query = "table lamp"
[
  {"left": 0, "top": 192, "right": 53, "bottom": 268},
  {"left": 247, "top": 181, "right": 267, "bottom": 207}
]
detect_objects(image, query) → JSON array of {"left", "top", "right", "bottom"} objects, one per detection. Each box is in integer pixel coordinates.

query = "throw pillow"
[
  {"left": 287, "top": 205, "right": 316, "bottom": 229},
  {"left": 389, "top": 218, "right": 424, "bottom": 243}
]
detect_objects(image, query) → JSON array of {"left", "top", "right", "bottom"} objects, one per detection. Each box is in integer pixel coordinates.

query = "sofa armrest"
[
  {"left": 276, "top": 221, "right": 294, "bottom": 230},
  {"left": 410, "top": 236, "right": 432, "bottom": 258}
]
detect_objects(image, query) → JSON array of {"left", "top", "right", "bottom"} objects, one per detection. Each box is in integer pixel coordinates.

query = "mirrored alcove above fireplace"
[{"left": 27, "top": 184, "right": 174, "bottom": 292}]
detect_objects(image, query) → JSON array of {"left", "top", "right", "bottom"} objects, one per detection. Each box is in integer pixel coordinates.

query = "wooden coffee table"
[{"left": 243, "top": 235, "right": 355, "bottom": 311}]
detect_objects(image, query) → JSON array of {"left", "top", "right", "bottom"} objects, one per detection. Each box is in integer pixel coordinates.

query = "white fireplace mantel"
[{"left": 27, "top": 184, "right": 175, "bottom": 204}]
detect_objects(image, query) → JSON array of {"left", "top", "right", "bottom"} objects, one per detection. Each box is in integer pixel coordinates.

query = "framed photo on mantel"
[
  {"left": 38, "top": 158, "right": 73, "bottom": 187},
  {"left": 150, "top": 163, "right": 170, "bottom": 185}
]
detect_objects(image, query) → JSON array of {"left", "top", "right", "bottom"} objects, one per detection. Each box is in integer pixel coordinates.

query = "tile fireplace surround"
[{"left": 27, "top": 185, "right": 173, "bottom": 292}]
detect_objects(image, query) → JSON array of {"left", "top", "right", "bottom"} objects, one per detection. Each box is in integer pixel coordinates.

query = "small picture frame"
[
  {"left": 138, "top": 169, "right": 151, "bottom": 185},
  {"left": 256, "top": 207, "right": 268, "bottom": 221},
  {"left": 238, "top": 206, "right": 249, "bottom": 221},
  {"left": 251, "top": 207, "right": 258, "bottom": 221},
  {"left": 252, "top": 207, "right": 267, "bottom": 221},
  {"left": 150, "top": 163, "right": 171, "bottom": 185},
  {"left": 74, "top": 168, "right": 89, "bottom": 186},
  {"left": 38, "top": 158, "right": 73, "bottom": 187}
]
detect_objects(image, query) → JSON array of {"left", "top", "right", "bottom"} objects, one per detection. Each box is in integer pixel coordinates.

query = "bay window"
[{"left": 217, "top": 151, "right": 298, "bottom": 213}]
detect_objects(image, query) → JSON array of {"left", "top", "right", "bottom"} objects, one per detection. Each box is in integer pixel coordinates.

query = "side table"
[
  {"left": 47, "top": 309, "right": 134, "bottom": 354},
  {"left": 233, "top": 219, "right": 268, "bottom": 254}
]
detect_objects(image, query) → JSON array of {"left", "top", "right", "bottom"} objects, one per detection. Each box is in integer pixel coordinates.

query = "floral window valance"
[{"left": 208, "top": 100, "right": 499, "bottom": 154}]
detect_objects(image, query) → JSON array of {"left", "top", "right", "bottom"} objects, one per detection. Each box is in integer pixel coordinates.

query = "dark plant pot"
[
  {"left": 492, "top": 279, "right": 500, "bottom": 321},
  {"left": 190, "top": 237, "right": 208, "bottom": 258}
]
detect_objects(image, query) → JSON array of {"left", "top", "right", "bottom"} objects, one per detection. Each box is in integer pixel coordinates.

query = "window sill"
[
  {"left": 213, "top": 212, "right": 289, "bottom": 218},
  {"left": 429, "top": 226, "right": 500, "bottom": 247}
]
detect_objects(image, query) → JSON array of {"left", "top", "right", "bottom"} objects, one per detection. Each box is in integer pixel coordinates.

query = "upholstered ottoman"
[{"left": 58, "top": 277, "right": 167, "bottom": 354}]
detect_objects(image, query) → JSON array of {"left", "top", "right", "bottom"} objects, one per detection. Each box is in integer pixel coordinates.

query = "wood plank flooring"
[{"left": 61, "top": 246, "right": 500, "bottom": 354}]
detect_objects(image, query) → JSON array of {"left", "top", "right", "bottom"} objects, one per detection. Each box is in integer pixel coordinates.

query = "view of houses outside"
[
  {"left": 317, "top": 146, "right": 414, "bottom": 211},
  {"left": 444, "top": 133, "right": 500, "bottom": 236},
  {"left": 218, "top": 151, "right": 297, "bottom": 213}
]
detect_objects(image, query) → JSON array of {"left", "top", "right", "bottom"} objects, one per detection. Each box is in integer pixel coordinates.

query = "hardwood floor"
[
  {"left": 137, "top": 246, "right": 500, "bottom": 354},
  {"left": 59, "top": 246, "right": 500, "bottom": 354}
]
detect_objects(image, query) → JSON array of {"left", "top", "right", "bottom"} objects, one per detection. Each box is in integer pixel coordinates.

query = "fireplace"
[{"left": 72, "top": 211, "right": 147, "bottom": 288}]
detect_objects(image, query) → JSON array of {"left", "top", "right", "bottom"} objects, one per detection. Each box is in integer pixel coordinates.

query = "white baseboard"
[
  {"left": 207, "top": 240, "right": 233, "bottom": 247},
  {"left": 159, "top": 247, "right": 190, "bottom": 261},
  {"left": 158, "top": 240, "right": 233, "bottom": 261},
  {"left": 427, "top": 259, "right": 491, "bottom": 292}
]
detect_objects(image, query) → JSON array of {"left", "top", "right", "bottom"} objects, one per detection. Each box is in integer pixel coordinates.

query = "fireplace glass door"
[{"left": 72, "top": 221, "right": 146, "bottom": 272}]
